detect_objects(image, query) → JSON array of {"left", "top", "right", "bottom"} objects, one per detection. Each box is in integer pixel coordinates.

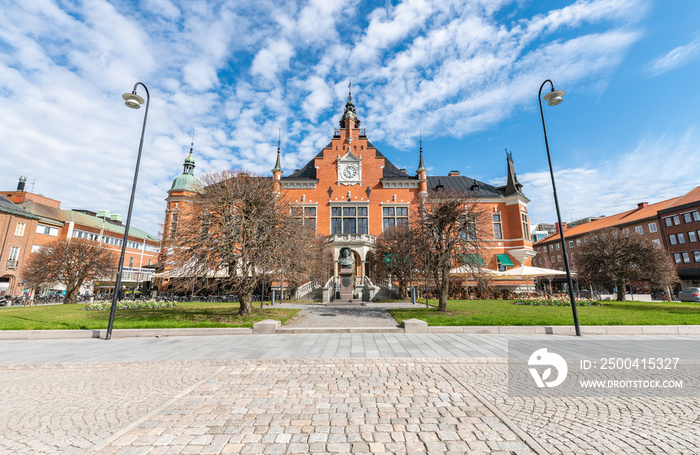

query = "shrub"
[
  {"left": 84, "top": 300, "right": 177, "bottom": 311},
  {"left": 513, "top": 297, "right": 601, "bottom": 307}
]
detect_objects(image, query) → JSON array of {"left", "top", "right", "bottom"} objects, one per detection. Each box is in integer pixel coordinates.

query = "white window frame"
[
  {"left": 669, "top": 234, "right": 677, "bottom": 245},
  {"left": 492, "top": 213, "right": 503, "bottom": 240},
  {"left": 673, "top": 253, "right": 681, "bottom": 264},
  {"left": 648, "top": 222, "right": 657, "bottom": 233},
  {"left": 14, "top": 222, "right": 26, "bottom": 237},
  {"left": 690, "top": 231, "right": 698, "bottom": 243},
  {"left": 8, "top": 246, "right": 20, "bottom": 261},
  {"left": 683, "top": 212, "right": 693, "bottom": 223},
  {"left": 682, "top": 252, "right": 691, "bottom": 263},
  {"left": 678, "top": 233, "right": 686, "bottom": 244},
  {"left": 635, "top": 226, "right": 643, "bottom": 235},
  {"left": 694, "top": 251, "right": 700, "bottom": 262}
]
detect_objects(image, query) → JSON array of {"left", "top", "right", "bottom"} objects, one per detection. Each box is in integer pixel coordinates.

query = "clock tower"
[{"left": 337, "top": 151, "right": 362, "bottom": 186}]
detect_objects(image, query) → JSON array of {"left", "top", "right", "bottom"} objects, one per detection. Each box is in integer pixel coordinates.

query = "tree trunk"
[
  {"left": 64, "top": 285, "right": 80, "bottom": 304},
  {"left": 615, "top": 279, "right": 626, "bottom": 301},
  {"left": 239, "top": 292, "right": 253, "bottom": 315},
  {"left": 398, "top": 281, "right": 407, "bottom": 300},
  {"left": 437, "top": 265, "right": 450, "bottom": 312}
]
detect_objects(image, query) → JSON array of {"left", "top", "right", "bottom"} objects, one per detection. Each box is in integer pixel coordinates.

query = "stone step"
[{"left": 327, "top": 299, "right": 366, "bottom": 306}]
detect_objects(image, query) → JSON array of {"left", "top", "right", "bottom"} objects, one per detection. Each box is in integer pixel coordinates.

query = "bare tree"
[
  {"left": 23, "top": 239, "right": 116, "bottom": 304},
  {"left": 416, "top": 191, "right": 488, "bottom": 311},
  {"left": 375, "top": 225, "right": 415, "bottom": 299},
  {"left": 165, "top": 170, "right": 312, "bottom": 315},
  {"left": 577, "top": 228, "right": 679, "bottom": 301},
  {"left": 274, "top": 220, "right": 327, "bottom": 300}
]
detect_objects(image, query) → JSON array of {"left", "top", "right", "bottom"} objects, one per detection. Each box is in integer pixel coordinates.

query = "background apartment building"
[
  {"left": 2, "top": 178, "right": 160, "bottom": 296},
  {"left": 533, "top": 186, "right": 700, "bottom": 291}
]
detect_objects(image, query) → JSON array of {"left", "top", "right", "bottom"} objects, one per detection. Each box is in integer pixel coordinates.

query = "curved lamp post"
[
  {"left": 106, "top": 82, "right": 150, "bottom": 340},
  {"left": 539, "top": 80, "right": 581, "bottom": 337}
]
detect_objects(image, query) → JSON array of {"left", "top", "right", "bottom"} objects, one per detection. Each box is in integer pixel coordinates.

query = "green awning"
[
  {"left": 462, "top": 254, "right": 485, "bottom": 266},
  {"left": 496, "top": 253, "right": 514, "bottom": 267}
]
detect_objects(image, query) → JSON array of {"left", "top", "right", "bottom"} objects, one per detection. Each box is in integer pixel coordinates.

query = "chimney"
[
  {"left": 448, "top": 170, "right": 460, "bottom": 177},
  {"left": 637, "top": 202, "right": 648, "bottom": 209},
  {"left": 555, "top": 222, "right": 567, "bottom": 234},
  {"left": 17, "top": 176, "right": 27, "bottom": 191},
  {"left": 399, "top": 168, "right": 407, "bottom": 174}
]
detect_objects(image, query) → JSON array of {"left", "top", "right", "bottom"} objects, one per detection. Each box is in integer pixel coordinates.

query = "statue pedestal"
[{"left": 338, "top": 270, "right": 354, "bottom": 300}]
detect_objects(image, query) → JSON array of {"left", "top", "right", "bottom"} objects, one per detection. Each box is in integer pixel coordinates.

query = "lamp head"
[
  {"left": 122, "top": 91, "right": 145, "bottom": 109},
  {"left": 544, "top": 89, "right": 565, "bottom": 106}
]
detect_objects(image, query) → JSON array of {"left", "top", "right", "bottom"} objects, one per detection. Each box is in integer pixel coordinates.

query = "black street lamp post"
[
  {"left": 538, "top": 79, "right": 581, "bottom": 337},
  {"left": 106, "top": 82, "right": 150, "bottom": 340}
]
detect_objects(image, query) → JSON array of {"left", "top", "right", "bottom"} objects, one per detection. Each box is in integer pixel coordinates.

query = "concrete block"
[
  {"left": 498, "top": 326, "right": 538, "bottom": 334},
  {"left": 605, "top": 325, "right": 644, "bottom": 335},
  {"left": 580, "top": 326, "right": 608, "bottom": 335},
  {"left": 462, "top": 326, "right": 499, "bottom": 334},
  {"left": 402, "top": 318, "right": 428, "bottom": 333},
  {"left": 428, "top": 326, "right": 463, "bottom": 333},
  {"left": 642, "top": 325, "right": 679, "bottom": 335},
  {"left": 253, "top": 319, "right": 281, "bottom": 334},
  {"left": 677, "top": 325, "right": 700, "bottom": 335}
]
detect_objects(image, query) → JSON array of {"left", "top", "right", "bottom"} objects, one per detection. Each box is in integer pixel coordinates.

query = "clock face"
[{"left": 342, "top": 165, "right": 357, "bottom": 180}]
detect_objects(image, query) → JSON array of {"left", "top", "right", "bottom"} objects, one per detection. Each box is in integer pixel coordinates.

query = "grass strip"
[
  {"left": 0, "top": 301, "right": 298, "bottom": 330},
  {"left": 388, "top": 299, "right": 700, "bottom": 326}
]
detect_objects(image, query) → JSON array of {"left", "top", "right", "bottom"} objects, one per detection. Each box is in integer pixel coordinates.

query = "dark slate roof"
[
  {"left": 0, "top": 195, "right": 40, "bottom": 219},
  {"left": 426, "top": 176, "right": 502, "bottom": 197},
  {"left": 19, "top": 201, "right": 64, "bottom": 226},
  {"left": 281, "top": 155, "right": 318, "bottom": 180},
  {"left": 382, "top": 159, "right": 418, "bottom": 180}
]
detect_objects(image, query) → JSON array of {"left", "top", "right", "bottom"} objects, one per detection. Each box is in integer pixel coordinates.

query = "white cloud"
[
  {"left": 0, "top": 0, "right": 656, "bottom": 236},
  {"left": 647, "top": 37, "right": 700, "bottom": 77},
  {"left": 250, "top": 39, "right": 295, "bottom": 82},
  {"left": 519, "top": 129, "right": 700, "bottom": 227},
  {"left": 351, "top": 0, "right": 436, "bottom": 63}
]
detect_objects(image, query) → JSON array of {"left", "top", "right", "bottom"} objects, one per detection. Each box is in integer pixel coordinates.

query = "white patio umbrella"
[
  {"left": 449, "top": 265, "right": 503, "bottom": 275},
  {"left": 500, "top": 265, "right": 567, "bottom": 293}
]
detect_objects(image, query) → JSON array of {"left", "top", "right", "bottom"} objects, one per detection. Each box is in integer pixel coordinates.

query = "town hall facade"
[{"left": 161, "top": 92, "right": 535, "bottom": 294}]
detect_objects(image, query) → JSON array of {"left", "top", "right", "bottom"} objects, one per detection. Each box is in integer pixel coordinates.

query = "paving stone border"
[{"left": 1, "top": 324, "right": 698, "bottom": 340}]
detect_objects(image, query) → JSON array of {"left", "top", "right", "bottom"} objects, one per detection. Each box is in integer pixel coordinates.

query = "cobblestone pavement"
[{"left": 2, "top": 356, "right": 698, "bottom": 454}]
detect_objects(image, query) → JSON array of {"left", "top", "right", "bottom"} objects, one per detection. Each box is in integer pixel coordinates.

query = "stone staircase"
[
  {"left": 297, "top": 286, "right": 324, "bottom": 302},
  {"left": 327, "top": 298, "right": 366, "bottom": 306}
]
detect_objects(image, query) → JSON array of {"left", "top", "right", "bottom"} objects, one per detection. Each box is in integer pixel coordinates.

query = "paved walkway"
[
  {"left": 2, "top": 333, "right": 699, "bottom": 454},
  {"left": 282, "top": 302, "right": 417, "bottom": 329}
]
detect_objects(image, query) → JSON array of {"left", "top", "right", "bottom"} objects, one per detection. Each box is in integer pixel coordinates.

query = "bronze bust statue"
[{"left": 338, "top": 247, "right": 355, "bottom": 269}]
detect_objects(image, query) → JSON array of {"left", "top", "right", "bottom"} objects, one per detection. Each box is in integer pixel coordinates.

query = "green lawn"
[
  {"left": 0, "top": 301, "right": 298, "bottom": 331},
  {"left": 389, "top": 299, "right": 700, "bottom": 326}
]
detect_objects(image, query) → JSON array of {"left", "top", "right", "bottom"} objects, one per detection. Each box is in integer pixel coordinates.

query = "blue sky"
[{"left": 1, "top": 0, "right": 699, "bottom": 237}]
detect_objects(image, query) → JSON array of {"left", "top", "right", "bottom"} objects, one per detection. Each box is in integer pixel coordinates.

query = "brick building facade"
[
  {"left": 2, "top": 179, "right": 160, "bottom": 296},
  {"left": 657, "top": 187, "right": 700, "bottom": 287},
  {"left": 533, "top": 186, "right": 700, "bottom": 292},
  {"left": 161, "top": 93, "right": 536, "bottom": 291},
  {"left": 0, "top": 195, "right": 39, "bottom": 296}
]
